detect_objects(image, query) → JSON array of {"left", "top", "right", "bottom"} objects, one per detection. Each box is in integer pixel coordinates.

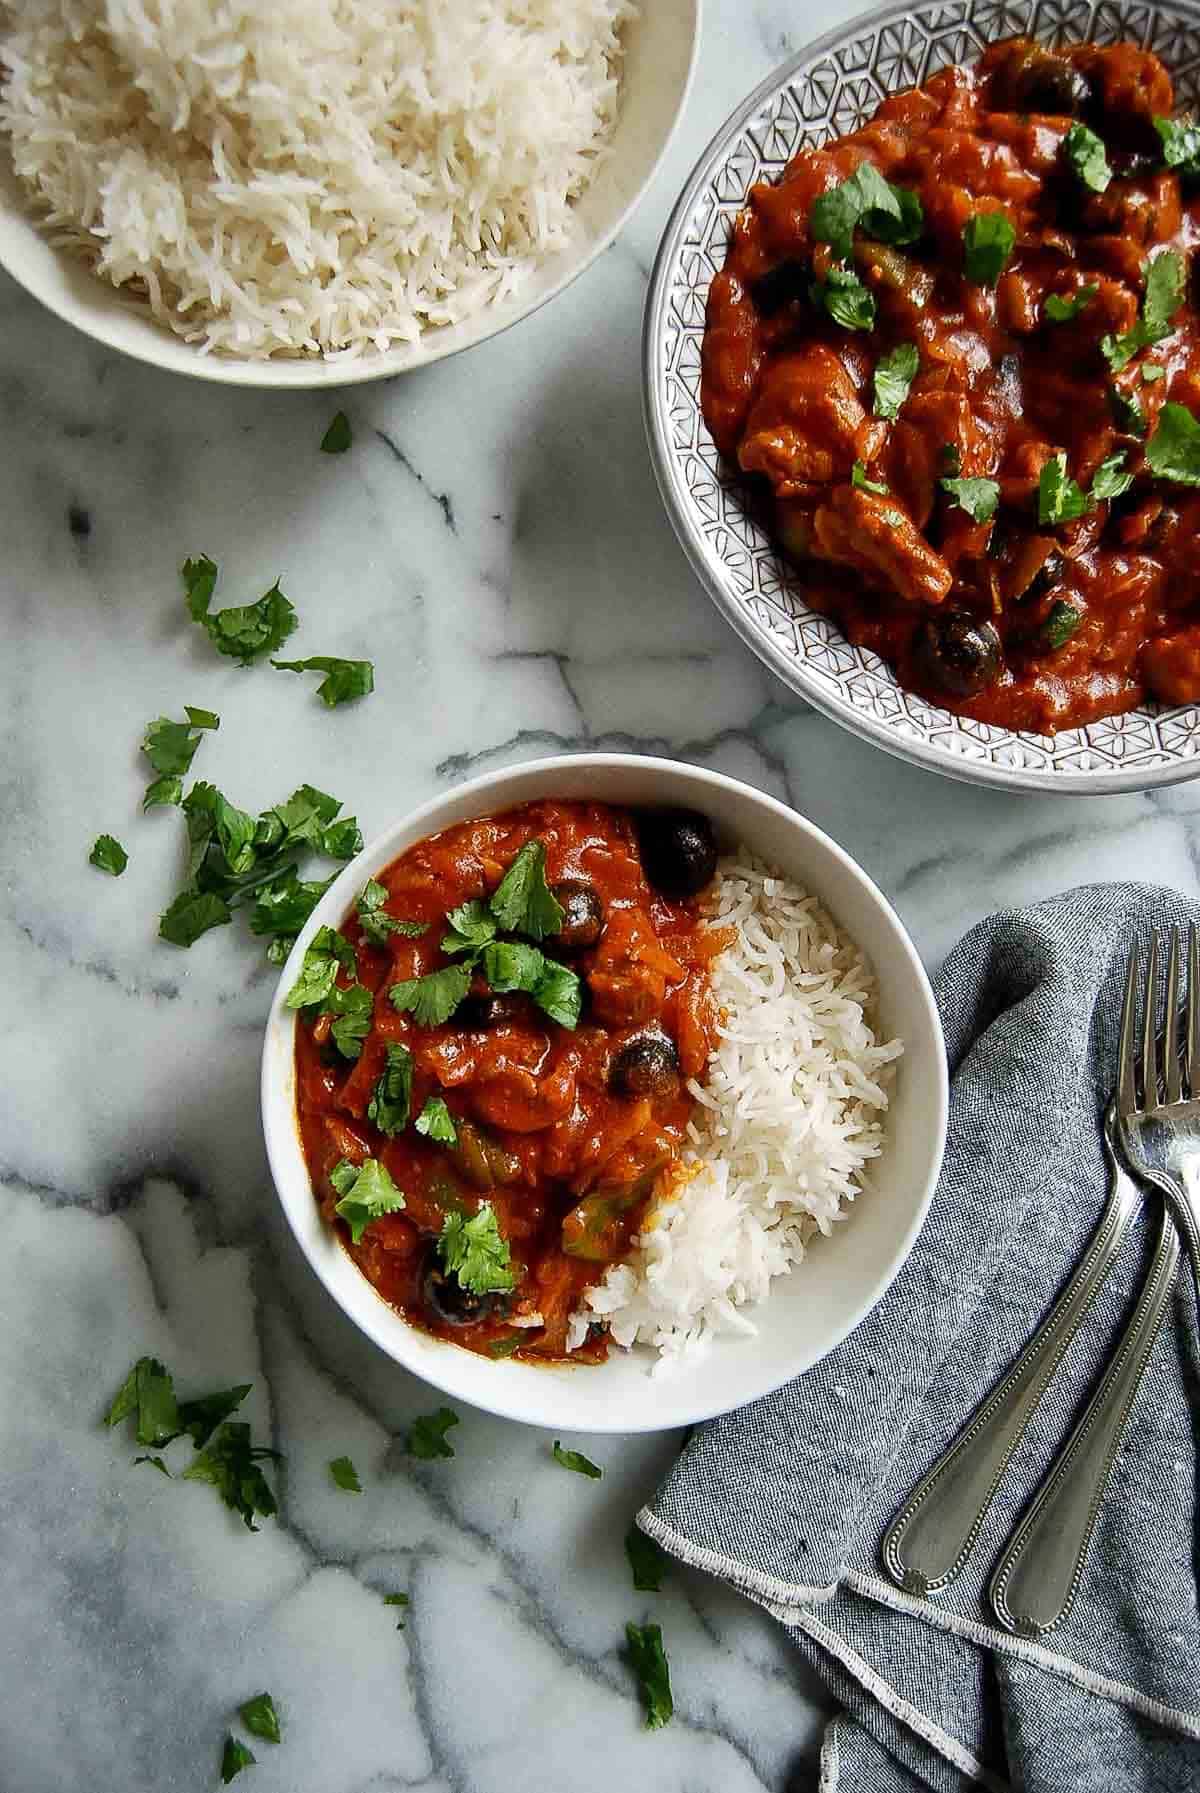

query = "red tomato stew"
[
  {"left": 292, "top": 800, "right": 729, "bottom": 1362},
  {"left": 701, "top": 38, "right": 1200, "bottom": 734}
]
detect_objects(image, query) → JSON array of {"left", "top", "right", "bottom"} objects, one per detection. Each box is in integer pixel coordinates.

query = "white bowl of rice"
[
  {"left": 0, "top": 0, "right": 698, "bottom": 384},
  {"left": 262, "top": 754, "right": 948, "bottom": 1433}
]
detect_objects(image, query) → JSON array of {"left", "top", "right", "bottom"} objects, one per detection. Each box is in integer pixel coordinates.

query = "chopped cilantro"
[
  {"left": 1109, "top": 387, "right": 1147, "bottom": 437},
  {"left": 625, "top": 1622, "right": 673, "bottom": 1729},
  {"left": 159, "top": 889, "right": 232, "bottom": 947},
  {"left": 1044, "top": 283, "right": 1098, "bottom": 323},
  {"left": 1146, "top": 402, "right": 1200, "bottom": 485},
  {"left": 1102, "top": 249, "right": 1185, "bottom": 371},
  {"left": 939, "top": 477, "right": 1000, "bottom": 522},
  {"left": 1063, "top": 121, "right": 1111, "bottom": 192},
  {"left": 1154, "top": 113, "right": 1200, "bottom": 176},
  {"left": 490, "top": 841, "right": 564, "bottom": 940},
  {"left": 182, "top": 1422, "right": 281, "bottom": 1530},
  {"left": 415, "top": 1096, "right": 457, "bottom": 1144},
  {"left": 1090, "top": 451, "right": 1134, "bottom": 502},
  {"left": 182, "top": 555, "right": 218, "bottom": 620},
  {"left": 532, "top": 959, "right": 583, "bottom": 1030},
  {"left": 552, "top": 1441, "right": 602, "bottom": 1478},
  {"left": 238, "top": 1694, "right": 281, "bottom": 1745},
  {"left": 367, "top": 1043, "right": 414, "bottom": 1136},
  {"left": 626, "top": 1526, "right": 669, "bottom": 1592},
  {"left": 247, "top": 868, "right": 333, "bottom": 942},
  {"left": 183, "top": 557, "right": 298, "bottom": 665},
  {"left": 1039, "top": 600, "right": 1082, "bottom": 650},
  {"left": 438, "top": 1201, "right": 515, "bottom": 1295},
  {"left": 487, "top": 1333, "right": 524, "bottom": 1358},
  {"left": 1142, "top": 363, "right": 1167, "bottom": 383},
  {"left": 481, "top": 940, "right": 546, "bottom": 993},
  {"left": 331, "top": 1158, "right": 406, "bottom": 1245},
  {"left": 89, "top": 834, "right": 127, "bottom": 876},
  {"left": 321, "top": 411, "right": 352, "bottom": 454},
  {"left": 389, "top": 962, "right": 473, "bottom": 1027},
  {"left": 286, "top": 927, "right": 356, "bottom": 1009},
  {"left": 383, "top": 1591, "right": 409, "bottom": 1627},
  {"left": 1038, "top": 452, "right": 1090, "bottom": 525},
  {"left": 326, "top": 982, "right": 374, "bottom": 1060},
  {"left": 812, "top": 265, "right": 876, "bottom": 331},
  {"left": 319, "top": 816, "right": 364, "bottom": 861},
  {"left": 962, "top": 211, "right": 1015, "bottom": 286},
  {"left": 142, "top": 709, "right": 217, "bottom": 779},
  {"left": 850, "top": 461, "right": 889, "bottom": 496},
  {"left": 143, "top": 775, "right": 183, "bottom": 811},
  {"left": 176, "top": 1385, "right": 251, "bottom": 1450},
  {"left": 407, "top": 1407, "right": 459, "bottom": 1460},
  {"left": 940, "top": 443, "right": 962, "bottom": 478},
  {"left": 442, "top": 899, "right": 498, "bottom": 955},
  {"left": 357, "top": 879, "right": 426, "bottom": 947},
  {"left": 810, "top": 162, "right": 922, "bottom": 261},
  {"left": 184, "top": 782, "right": 258, "bottom": 879},
  {"left": 271, "top": 655, "right": 375, "bottom": 708},
  {"left": 106, "top": 1356, "right": 180, "bottom": 1444},
  {"left": 872, "top": 342, "right": 919, "bottom": 420},
  {"left": 220, "top": 1737, "right": 256, "bottom": 1783},
  {"left": 134, "top": 1454, "right": 171, "bottom": 1475},
  {"left": 329, "top": 1456, "right": 362, "bottom": 1494}
]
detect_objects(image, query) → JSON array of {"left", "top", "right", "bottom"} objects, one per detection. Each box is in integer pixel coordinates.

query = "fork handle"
[
  {"left": 989, "top": 1206, "right": 1180, "bottom": 1636},
  {"left": 881, "top": 1176, "right": 1139, "bottom": 1594}
]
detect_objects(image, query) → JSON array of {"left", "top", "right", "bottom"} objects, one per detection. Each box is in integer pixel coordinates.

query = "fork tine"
[
  {"left": 1165, "top": 927, "right": 1183, "bottom": 1104},
  {"left": 1189, "top": 924, "right": 1200, "bottom": 1101},
  {"left": 1117, "top": 942, "right": 1139, "bottom": 1116},
  {"left": 1141, "top": 931, "right": 1160, "bottom": 1107}
]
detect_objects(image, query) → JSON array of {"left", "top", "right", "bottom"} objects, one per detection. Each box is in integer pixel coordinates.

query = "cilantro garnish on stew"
[
  {"left": 330, "top": 1158, "right": 406, "bottom": 1244},
  {"left": 238, "top": 1694, "right": 281, "bottom": 1745},
  {"left": 1063, "top": 121, "right": 1111, "bottom": 192},
  {"left": 89, "top": 834, "right": 128, "bottom": 876},
  {"left": 810, "top": 162, "right": 922, "bottom": 262},
  {"left": 1038, "top": 452, "right": 1091, "bottom": 525},
  {"left": 329, "top": 1456, "right": 362, "bottom": 1494},
  {"left": 490, "top": 840, "right": 565, "bottom": 939},
  {"left": 624, "top": 1622, "right": 673, "bottom": 1729},
  {"left": 850, "top": 461, "right": 889, "bottom": 496},
  {"left": 1044, "top": 283, "right": 1098, "bottom": 323},
  {"left": 357, "top": 879, "right": 426, "bottom": 947},
  {"left": 415, "top": 1096, "right": 457, "bottom": 1144},
  {"left": 811, "top": 265, "right": 876, "bottom": 332},
  {"left": 407, "top": 1407, "right": 459, "bottom": 1460},
  {"left": 962, "top": 211, "right": 1015, "bottom": 286},
  {"left": 1154, "top": 113, "right": 1200, "bottom": 176},
  {"left": 552, "top": 1441, "right": 602, "bottom": 1478},
  {"left": 1146, "top": 402, "right": 1200, "bottom": 485},
  {"left": 1090, "top": 451, "right": 1133, "bottom": 502},
  {"left": 389, "top": 962, "right": 474, "bottom": 1027},
  {"left": 939, "top": 477, "right": 1000, "bottom": 523},
  {"left": 438, "top": 1202, "right": 515, "bottom": 1295},
  {"left": 271, "top": 655, "right": 375, "bottom": 707},
  {"left": 872, "top": 343, "right": 918, "bottom": 420},
  {"left": 1102, "top": 249, "right": 1185, "bottom": 371},
  {"left": 367, "top": 1043, "right": 414, "bottom": 1136}
]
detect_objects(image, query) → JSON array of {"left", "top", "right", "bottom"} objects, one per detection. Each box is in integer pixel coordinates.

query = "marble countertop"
[{"left": 6, "top": 3, "right": 1200, "bottom": 1789}]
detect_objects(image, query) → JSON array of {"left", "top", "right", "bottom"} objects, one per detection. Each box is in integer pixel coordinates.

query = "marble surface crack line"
[
  {"left": 374, "top": 428, "right": 457, "bottom": 533},
  {"left": 493, "top": 648, "right": 590, "bottom": 735}
]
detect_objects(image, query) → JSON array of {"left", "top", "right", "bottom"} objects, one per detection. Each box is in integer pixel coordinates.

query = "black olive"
[
  {"left": 913, "top": 611, "right": 1002, "bottom": 699},
  {"left": 457, "top": 991, "right": 526, "bottom": 1029},
  {"left": 421, "top": 1248, "right": 505, "bottom": 1328},
  {"left": 609, "top": 1033, "right": 681, "bottom": 1099},
  {"left": 1010, "top": 53, "right": 1093, "bottom": 116},
  {"left": 636, "top": 808, "right": 718, "bottom": 898},
  {"left": 753, "top": 259, "right": 810, "bottom": 315},
  {"left": 1022, "top": 550, "right": 1066, "bottom": 604},
  {"left": 552, "top": 878, "right": 604, "bottom": 949}
]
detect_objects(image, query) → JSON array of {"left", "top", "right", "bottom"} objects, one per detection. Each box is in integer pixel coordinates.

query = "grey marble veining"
[{"left": 3, "top": 2, "right": 1200, "bottom": 1789}]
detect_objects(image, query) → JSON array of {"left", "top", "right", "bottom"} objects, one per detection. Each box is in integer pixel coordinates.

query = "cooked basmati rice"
[
  {"left": 567, "top": 851, "right": 903, "bottom": 1367},
  {"left": 0, "top": 0, "right": 633, "bottom": 358}
]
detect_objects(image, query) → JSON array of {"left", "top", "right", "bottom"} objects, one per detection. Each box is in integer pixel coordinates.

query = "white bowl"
[
  {"left": 0, "top": 0, "right": 699, "bottom": 389},
  {"left": 261, "top": 754, "right": 948, "bottom": 1431}
]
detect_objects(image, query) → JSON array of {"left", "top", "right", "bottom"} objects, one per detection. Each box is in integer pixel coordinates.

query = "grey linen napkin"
[{"left": 641, "top": 883, "right": 1200, "bottom": 1792}]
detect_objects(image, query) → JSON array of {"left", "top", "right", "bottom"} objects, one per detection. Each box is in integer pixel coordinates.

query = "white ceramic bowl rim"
[
  {"left": 261, "top": 753, "right": 948, "bottom": 1432},
  {"left": 0, "top": 1, "right": 700, "bottom": 388},
  {"left": 642, "top": 0, "right": 1200, "bottom": 795}
]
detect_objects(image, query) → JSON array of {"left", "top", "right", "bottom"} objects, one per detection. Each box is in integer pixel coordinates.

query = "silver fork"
[
  {"left": 1116, "top": 927, "right": 1200, "bottom": 1295},
  {"left": 988, "top": 936, "right": 1187, "bottom": 1636}
]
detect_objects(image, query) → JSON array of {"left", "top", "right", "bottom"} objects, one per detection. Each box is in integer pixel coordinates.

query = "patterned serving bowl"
[{"left": 643, "top": 0, "right": 1200, "bottom": 793}]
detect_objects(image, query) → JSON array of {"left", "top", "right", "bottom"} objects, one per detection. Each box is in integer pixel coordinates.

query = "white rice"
[
  {"left": 567, "top": 852, "right": 904, "bottom": 1368},
  {"left": 0, "top": 0, "right": 633, "bottom": 359}
]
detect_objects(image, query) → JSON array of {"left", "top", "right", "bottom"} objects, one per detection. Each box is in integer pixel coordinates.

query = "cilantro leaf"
[
  {"left": 533, "top": 960, "right": 583, "bottom": 1030},
  {"left": 142, "top": 709, "right": 217, "bottom": 779},
  {"left": 415, "top": 1096, "right": 457, "bottom": 1144},
  {"left": 1039, "top": 599, "right": 1082, "bottom": 650},
  {"left": 89, "top": 834, "right": 127, "bottom": 876},
  {"left": 326, "top": 982, "right": 374, "bottom": 1060},
  {"left": 625, "top": 1622, "right": 673, "bottom": 1729},
  {"left": 134, "top": 1454, "right": 171, "bottom": 1475},
  {"left": 143, "top": 774, "right": 183, "bottom": 811},
  {"left": 442, "top": 899, "right": 498, "bottom": 955},
  {"left": 318, "top": 817, "right": 364, "bottom": 861},
  {"left": 247, "top": 868, "right": 333, "bottom": 940},
  {"left": 812, "top": 264, "right": 876, "bottom": 331},
  {"left": 159, "top": 889, "right": 232, "bottom": 947},
  {"left": 182, "top": 1421, "right": 281, "bottom": 1530},
  {"left": 481, "top": 940, "right": 546, "bottom": 993},
  {"left": 367, "top": 1043, "right": 414, "bottom": 1137},
  {"left": 872, "top": 343, "right": 919, "bottom": 420},
  {"left": 1091, "top": 451, "right": 1134, "bottom": 501},
  {"left": 810, "top": 163, "right": 922, "bottom": 260},
  {"left": 389, "top": 962, "right": 473, "bottom": 1027},
  {"left": 267, "top": 785, "right": 342, "bottom": 845},
  {"left": 939, "top": 476, "right": 1000, "bottom": 522},
  {"left": 329, "top": 1456, "right": 362, "bottom": 1494},
  {"left": 1109, "top": 386, "right": 1147, "bottom": 436},
  {"left": 962, "top": 211, "right": 1015, "bottom": 285},
  {"left": 321, "top": 411, "right": 352, "bottom": 454},
  {"left": 192, "top": 574, "right": 298, "bottom": 667},
  {"left": 552, "top": 1441, "right": 602, "bottom": 1478},
  {"left": 1146, "top": 402, "right": 1200, "bottom": 485},
  {"left": 331, "top": 1158, "right": 406, "bottom": 1245},
  {"left": 176, "top": 1385, "right": 251, "bottom": 1450},
  {"left": 407, "top": 1407, "right": 459, "bottom": 1460},
  {"left": 489, "top": 841, "right": 565, "bottom": 940},
  {"left": 1063, "top": 121, "right": 1111, "bottom": 192},
  {"left": 1044, "top": 283, "right": 1098, "bottom": 322},
  {"left": 286, "top": 932, "right": 347, "bottom": 1009},
  {"left": 626, "top": 1526, "right": 669, "bottom": 1592},
  {"left": 438, "top": 1202, "right": 515, "bottom": 1295},
  {"left": 221, "top": 1736, "right": 256, "bottom": 1783},
  {"left": 357, "top": 879, "right": 427, "bottom": 947},
  {"left": 1142, "top": 364, "right": 1166, "bottom": 383},
  {"left": 183, "top": 782, "right": 258, "bottom": 878},
  {"left": 1103, "top": 249, "right": 1186, "bottom": 370},
  {"left": 271, "top": 655, "right": 375, "bottom": 708},
  {"left": 182, "top": 555, "right": 218, "bottom": 620},
  {"left": 1038, "top": 451, "right": 1090, "bottom": 524},
  {"left": 1154, "top": 113, "right": 1200, "bottom": 176},
  {"left": 850, "top": 461, "right": 889, "bottom": 496},
  {"left": 865, "top": 182, "right": 923, "bottom": 247},
  {"left": 238, "top": 1694, "right": 280, "bottom": 1744},
  {"left": 383, "top": 1592, "right": 409, "bottom": 1627},
  {"left": 487, "top": 1333, "right": 524, "bottom": 1357},
  {"left": 105, "top": 1357, "right": 179, "bottom": 1446}
]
